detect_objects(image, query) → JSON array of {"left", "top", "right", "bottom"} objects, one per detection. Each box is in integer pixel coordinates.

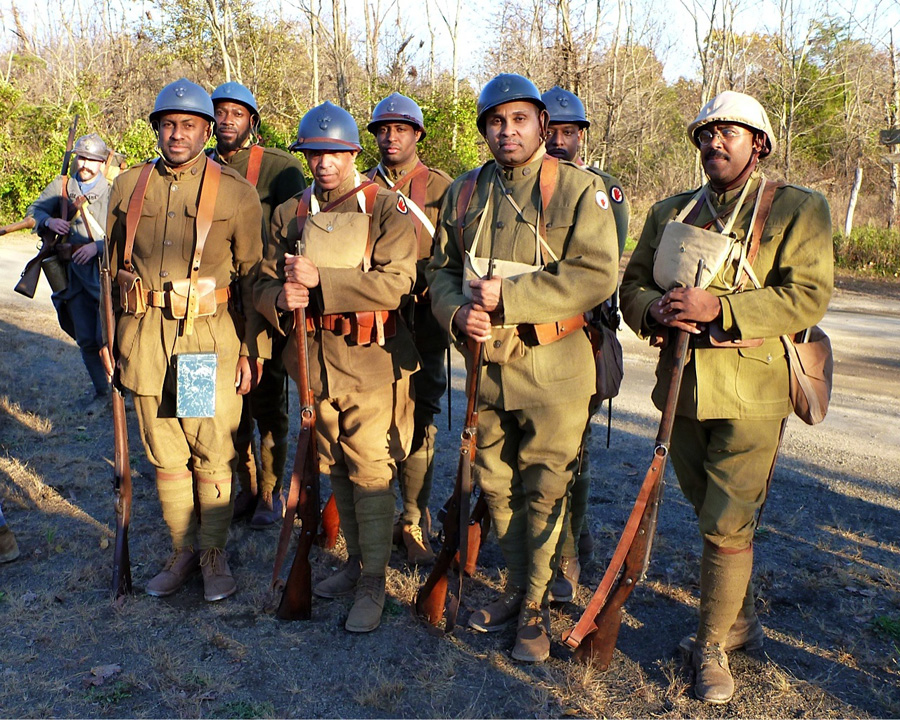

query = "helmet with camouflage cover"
[
  {"left": 290, "top": 101, "right": 362, "bottom": 152},
  {"left": 476, "top": 74, "right": 546, "bottom": 134},
  {"left": 542, "top": 86, "right": 589, "bottom": 128},
  {"left": 150, "top": 78, "right": 216, "bottom": 125},
  {"left": 367, "top": 93, "right": 426, "bottom": 139},
  {"left": 687, "top": 91, "right": 775, "bottom": 158},
  {"left": 73, "top": 133, "right": 110, "bottom": 162}
]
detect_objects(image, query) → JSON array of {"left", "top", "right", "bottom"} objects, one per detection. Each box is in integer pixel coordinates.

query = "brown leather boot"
[
  {"left": 146, "top": 547, "right": 200, "bottom": 597},
  {"left": 692, "top": 642, "right": 734, "bottom": 704},
  {"left": 511, "top": 601, "right": 551, "bottom": 663},
  {"left": 679, "top": 610, "right": 765, "bottom": 655},
  {"left": 468, "top": 587, "right": 525, "bottom": 632},
  {"left": 249, "top": 490, "right": 283, "bottom": 529},
  {"left": 200, "top": 548, "right": 237, "bottom": 602},
  {"left": 345, "top": 574, "right": 386, "bottom": 633},
  {"left": 548, "top": 556, "right": 581, "bottom": 603},
  {"left": 402, "top": 522, "right": 435, "bottom": 565},
  {"left": 0, "top": 525, "right": 20, "bottom": 563},
  {"left": 314, "top": 555, "right": 362, "bottom": 598}
]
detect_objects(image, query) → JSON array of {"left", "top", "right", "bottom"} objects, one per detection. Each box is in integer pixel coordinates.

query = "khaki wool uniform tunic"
[
  {"left": 107, "top": 153, "right": 268, "bottom": 550},
  {"left": 209, "top": 143, "right": 308, "bottom": 496},
  {"left": 254, "top": 175, "right": 420, "bottom": 486},
  {"left": 364, "top": 156, "right": 452, "bottom": 526},
  {"left": 427, "top": 150, "right": 619, "bottom": 604},
  {"left": 620, "top": 171, "right": 833, "bottom": 547}
]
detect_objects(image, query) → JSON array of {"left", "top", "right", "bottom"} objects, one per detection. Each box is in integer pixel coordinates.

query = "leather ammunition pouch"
[
  {"left": 165, "top": 277, "right": 224, "bottom": 320},
  {"left": 518, "top": 314, "right": 586, "bottom": 346},
  {"left": 306, "top": 310, "right": 397, "bottom": 346},
  {"left": 116, "top": 268, "right": 147, "bottom": 317}
]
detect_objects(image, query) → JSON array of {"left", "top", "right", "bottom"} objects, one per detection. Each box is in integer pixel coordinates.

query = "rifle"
[
  {"left": 272, "top": 237, "right": 320, "bottom": 621},
  {"left": 97, "top": 215, "right": 133, "bottom": 599},
  {"left": 0, "top": 217, "right": 36, "bottom": 237},
  {"left": 416, "top": 258, "right": 493, "bottom": 630},
  {"left": 315, "top": 493, "right": 340, "bottom": 549},
  {"left": 15, "top": 115, "right": 79, "bottom": 297},
  {"left": 563, "top": 259, "right": 705, "bottom": 669}
]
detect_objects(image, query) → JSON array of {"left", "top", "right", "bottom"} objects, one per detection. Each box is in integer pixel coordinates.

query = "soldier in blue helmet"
[
  {"left": 541, "top": 86, "right": 631, "bottom": 605},
  {"left": 107, "top": 78, "right": 269, "bottom": 603},
  {"left": 428, "top": 74, "right": 619, "bottom": 661},
  {"left": 255, "top": 102, "right": 419, "bottom": 633},
  {"left": 363, "top": 92, "right": 452, "bottom": 565},
  {"left": 208, "top": 81, "right": 307, "bottom": 529}
]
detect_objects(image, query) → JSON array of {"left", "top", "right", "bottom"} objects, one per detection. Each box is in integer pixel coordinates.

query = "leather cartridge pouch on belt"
[
  {"left": 116, "top": 158, "right": 224, "bottom": 334},
  {"left": 652, "top": 177, "right": 756, "bottom": 291},
  {"left": 294, "top": 181, "right": 396, "bottom": 346},
  {"left": 458, "top": 156, "right": 581, "bottom": 364}
]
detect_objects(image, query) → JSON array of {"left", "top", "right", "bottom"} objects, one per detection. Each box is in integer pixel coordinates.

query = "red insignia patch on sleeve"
[
  {"left": 396, "top": 196, "right": 409, "bottom": 214},
  {"left": 610, "top": 186, "right": 625, "bottom": 204}
]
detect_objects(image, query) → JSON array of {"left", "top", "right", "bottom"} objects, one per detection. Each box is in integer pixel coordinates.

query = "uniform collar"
[
  {"left": 707, "top": 170, "right": 762, "bottom": 207},
  {"left": 315, "top": 172, "right": 360, "bottom": 204},
  {"left": 497, "top": 146, "right": 546, "bottom": 184},
  {"left": 160, "top": 152, "right": 206, "bottom": 181},
  {"left": 213, "top": 140, "right": 254, "bottom": 165},
  {"left": 379, "top": 156, "right": 419, "bottom": 182}
]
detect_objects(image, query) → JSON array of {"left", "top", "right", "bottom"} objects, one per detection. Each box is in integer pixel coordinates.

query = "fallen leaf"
[{"left": 83, "top": 664, "right": 122, "bottom": 687}]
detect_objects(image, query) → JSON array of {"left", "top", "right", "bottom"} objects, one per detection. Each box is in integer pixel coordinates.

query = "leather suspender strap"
[
  {"left": 455, "top": 167, "right": 482, "bottom": 257},
  {"left": 123, "top": 160, "right": 157, "bottom": 272},
  {"left": 360, "top": 183, "right": 380, "bottom": 272},
  {"left": 183, "top": 158, "right": 222, "bottom": 336},
  {"left": 537, "top": 154, "right": 559, "bottom": 265},
  {"left": 294, "top": 187, "right": 314, "bottom": 240},
  {"left": 746, "top": 180, "right": 782, "bottom": 267},
  {"left": 245, "top": 145, "right": 264, "bottom": 188}
]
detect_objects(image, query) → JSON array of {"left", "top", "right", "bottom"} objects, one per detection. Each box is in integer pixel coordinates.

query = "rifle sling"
[{"left": 564, "top": 450, "right": 663, "bottom": 649}]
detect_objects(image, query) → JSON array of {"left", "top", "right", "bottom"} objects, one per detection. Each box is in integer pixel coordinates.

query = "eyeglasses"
[{"left": 696, "top": 126, "right": 749, "bottom": 145}]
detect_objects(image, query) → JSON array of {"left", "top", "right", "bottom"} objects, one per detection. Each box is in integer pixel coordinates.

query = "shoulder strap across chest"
[{"left": 245, "top": 145, "right": 265, "bottom": 188}]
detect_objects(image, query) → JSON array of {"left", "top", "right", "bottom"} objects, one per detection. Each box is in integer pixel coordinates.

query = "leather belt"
[
  {"left": 305, "top": 310, "right": 397, "bottom": 346},
  {"left": 144, "top": 286, "right": 231, "bottom": 309},
  {"left": 518, "top": 313, "right": 587, "bottom": 346}
]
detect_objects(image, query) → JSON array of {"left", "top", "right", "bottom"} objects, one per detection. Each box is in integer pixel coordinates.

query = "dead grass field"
[{"left": 1, "top": 232, "right": 899, "bottom": 718}]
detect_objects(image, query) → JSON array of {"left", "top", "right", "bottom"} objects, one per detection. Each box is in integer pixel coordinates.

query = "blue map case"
[{"left": 175, "top": 353, "right": 217, "bottom": 418}]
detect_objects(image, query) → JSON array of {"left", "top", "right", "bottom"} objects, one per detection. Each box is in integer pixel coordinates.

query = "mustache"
[{"left": 704, "top": 149, "right": 729, "bottom": 161}]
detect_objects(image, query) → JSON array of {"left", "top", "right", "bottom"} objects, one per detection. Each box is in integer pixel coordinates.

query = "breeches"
[
  {"left": 133, "top": 361, "right": 243, "bottom": 477},
  {"left": 475, "top": 397, "right": 591, "bottom": 603},
  {"left": 316, "top": 377, "right": 411, "bottom": 489},
  {"left": 670, "top": 416, "right": 785, "bottom": 549}
]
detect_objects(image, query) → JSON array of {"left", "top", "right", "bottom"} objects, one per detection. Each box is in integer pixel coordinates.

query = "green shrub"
[{"left": 833, "top": 226, "right": 900, "bottom": 276}]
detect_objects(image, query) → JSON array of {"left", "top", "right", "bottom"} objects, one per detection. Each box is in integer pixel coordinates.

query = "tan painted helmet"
[{"left": 687, "top": 91, "right": 775, "bottom": 157}]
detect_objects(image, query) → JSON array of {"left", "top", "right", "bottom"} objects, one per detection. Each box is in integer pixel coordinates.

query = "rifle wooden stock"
[
  {"left": 564, "top": 260, "right": 705, "bottom": 668},
  {"left": 416, "top": 341, "right": 484, "bottom": 630},
  {"left": 99, "top": 235, "right": 133, "bottom": 599},
  {"left": 315, "top": 492, "right": 340, "bottom": 549},
  {"left": 274, "top": 254, "right": 320, "bottom": 621},
  {"left": 0, "top": 217, "right": 35, "bottom": 237}
]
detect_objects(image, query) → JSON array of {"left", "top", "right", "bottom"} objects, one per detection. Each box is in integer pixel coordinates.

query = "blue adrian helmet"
[
  {"left": 290, "top": 102, "right": 362, "bottom": 152},
  {"left": 150, "top": 78, "right": 215, "bottom": 124}
]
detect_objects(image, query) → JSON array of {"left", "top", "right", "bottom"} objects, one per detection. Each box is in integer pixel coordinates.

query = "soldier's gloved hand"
[
  {"left": 72, "top": 242, "right": 99, "bottom": 265},
  {"left": 45, "top": 218, "right": 70, "bottom": 236},
  {"left": 284, "top": 253, "right": 320, "bottom": 288},
  {"left": 277, "top": 282, "right": 310, "bottom": 311},
  {"left": 454, "top": 303, "right": 492, "bottom": 343},
  {"left": 468, "top": 276, "right": 502, "bottom": 313}
]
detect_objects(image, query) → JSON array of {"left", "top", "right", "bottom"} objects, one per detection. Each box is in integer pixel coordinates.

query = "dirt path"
[{"left": 1, "top": 231, "right": 898, "bottom": 718}]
